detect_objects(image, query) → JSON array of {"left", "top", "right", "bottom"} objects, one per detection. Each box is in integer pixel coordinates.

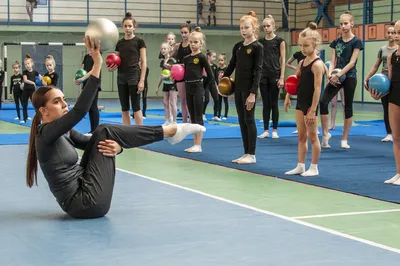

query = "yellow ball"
[
  {"left": 42, "top": 76, "right": 52, "bottom": 85},
  {"left": 85, "top": 18, "right": 119, "bottom": 51},
  {"left": 218, "top": 77, "right": 235, "bottom": 96}
]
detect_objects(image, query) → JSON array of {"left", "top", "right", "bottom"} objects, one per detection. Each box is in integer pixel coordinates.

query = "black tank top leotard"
[{"left": 296, "top": 57, "right": 321, "bottom": 115}]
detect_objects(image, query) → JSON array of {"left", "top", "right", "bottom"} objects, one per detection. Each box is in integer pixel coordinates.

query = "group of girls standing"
[{"left": 8, "top": 54, "right": 58, "bottom": 124}]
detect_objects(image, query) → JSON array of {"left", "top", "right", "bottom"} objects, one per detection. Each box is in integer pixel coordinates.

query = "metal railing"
[{"left": 0, "top": 0, "right": 295, "bottom": 29}]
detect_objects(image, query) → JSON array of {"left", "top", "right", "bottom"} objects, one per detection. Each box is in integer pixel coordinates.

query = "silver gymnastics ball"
[{"left": 85, "top": 18, "right": 119, "bottom": 51}]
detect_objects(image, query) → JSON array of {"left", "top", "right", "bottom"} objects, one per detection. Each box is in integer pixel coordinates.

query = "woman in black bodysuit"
[{"left": 26, "top": 37, "right": 205, "bottom": 219}]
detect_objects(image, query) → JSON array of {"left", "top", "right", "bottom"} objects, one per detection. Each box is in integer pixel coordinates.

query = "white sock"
[
  {"left": 237, "top": 154, "right": 256, "bottom": 164},
  {"left": 341, "top": 140, "right": 350, "bottom": 149},
  {"left": 285, "top": 163, "right": 305, "bottom": 175},
  {"left": 168, "top": 124, "right": 206, "bottom": 145},
  {"left": 186, "top": 145, "right": 202, "bottom": 153},
  {"left": 301, "top": 164, "right": 319, "bottom": 177},
  {"left": 232, "top": 154, "right": 247, "bottom": 163},
  {"left": 322, "top": 133, "right": 331, "bottom": 148},
  {"left": 385, "top": 174, "right": 400, "bottom": 184}
]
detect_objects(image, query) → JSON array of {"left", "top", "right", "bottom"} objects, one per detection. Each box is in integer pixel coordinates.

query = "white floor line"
[
  {"left": 116, "top": 168, "right": 400, "bottom": 254},
  {"left": 292, "top": 209, "right": 400, "bottom": 219}
]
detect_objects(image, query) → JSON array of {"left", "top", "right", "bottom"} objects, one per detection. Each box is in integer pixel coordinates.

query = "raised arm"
[{"left": 38, "top": 37, "right": 102, "bottom": 144}]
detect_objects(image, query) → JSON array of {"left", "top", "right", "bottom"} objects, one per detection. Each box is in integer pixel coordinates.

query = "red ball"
[
  {"left": 285, "top": 75, "right": 299, "bottom": 95},
  {"left": 106, "top": 53, "right": 121, "bottom": 67}
]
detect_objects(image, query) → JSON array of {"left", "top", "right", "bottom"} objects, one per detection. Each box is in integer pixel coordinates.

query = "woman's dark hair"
[
  {"left": 26, "top": 86, "right": 54, "bottom": 187},
  {"left": 180, "top": 20, "right": 192, "bottom": 33}
]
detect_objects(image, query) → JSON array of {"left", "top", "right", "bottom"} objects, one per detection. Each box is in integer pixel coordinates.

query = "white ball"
[{"left": 85, "top": 18, "right": 119, "bottom": 52}]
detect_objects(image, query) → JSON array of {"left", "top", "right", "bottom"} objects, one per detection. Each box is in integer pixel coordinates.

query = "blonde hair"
[
  {"left": 240, "top": 11, "right": 259, "bottom": 38},
  {"left": 190, "top": 27, "right": 206, "bottom": 50},
  {"left": 45, "top": 55, "right": 56, "bottom": 67},
  {"left": 13, "top": 61, "right": 20, "bottom": 68},
  {"left": 24, "top": 54, "right": 34, "bottom": 65},
  {"left": 340, "top": 10, "right": 354, "bottom": 23},
  {"left": 263, "top": 14, "right": 277, "bottom": 31},
  {"left": 165, "top": 32, "right": 176, "bottom": 42},
  {"left": 160, "top": 42, "right": 172, "bottom": 53},
  {"left": 299, "top": 22, "right": 321, "bottom": 49}
]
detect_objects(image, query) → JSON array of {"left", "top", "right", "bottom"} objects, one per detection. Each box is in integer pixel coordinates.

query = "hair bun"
[
  {"left": 194, "top": 26, "right": 201, "bottom": 32},
  {"left": 25, "top": 54, "right": 31, "bottom": 58},
  {"left": 248, "top": 11, "right": 256, "bottom": 17},
  {"left": 344, "top": 10, "right": 352, "bottom": 15},
  {"left": 186, "top": 20, "right": 191, "bottom": 24},
  {"left": 125, "top": 12, "right": 132, "bottom": 17},
  {"left": 390, "top": 20, "right": 397, "bottom": 26},
  {"left": 308, "top": 22, "right": 318, "bottom": 30}
]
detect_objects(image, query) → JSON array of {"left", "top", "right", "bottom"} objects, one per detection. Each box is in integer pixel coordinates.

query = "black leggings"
[
  {"left": 320, "top": 78, "right": 357, "bottom": 119},
  {"left": 142, "top": 85, "right": 148, "bottom": 116},
  {"left": 0, "top": 86, "right": 3, "bottom": 109},
  {"left": 22, "top": 89, "right": 34, "bottom": 121},
  {"left": 381, "top": 94, "right": 391, "bottom": 134},
  {"left": 217, "top": 95, "right": 229, "bottom": 118},
  {"left": 260, "top": 77, "right": 280, "bottom": 130},
  {"left": 186, "top": 82, "right": 204, "bottom": 125},
  {"left": 13, "top": 91, "right": 22, "bottom": 119},
  {"left": 65, "top": 124, "right": 164, "bottom": 219},
  {"left": 203, "top": 83, "right": 219, "bottom": 116},
  {"left": 235, "top": 91, "right": 256, "bottom": 155},
  {"left": 88, "top": 90, "right": 99, "bottom": 133}
]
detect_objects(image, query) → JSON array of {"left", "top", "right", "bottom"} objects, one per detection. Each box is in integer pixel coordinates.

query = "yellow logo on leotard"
[
  {"left": 193, "top": 58, "right": 199, "bottom": 64},
  {"left": 247, "top": 48, "right": 252, "bottom": 54}
]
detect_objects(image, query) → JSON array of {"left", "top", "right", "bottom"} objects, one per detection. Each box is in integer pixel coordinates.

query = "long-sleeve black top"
[
  {"left": 223, "top": 40, "right": 263, "bottom": 94},
  {"left": 35, "top": 76, "right": 99, "bottom": 208}
]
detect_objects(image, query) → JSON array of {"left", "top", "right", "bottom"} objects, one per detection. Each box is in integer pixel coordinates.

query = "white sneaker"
[
  {"left": 20, "top": 120, "right": 25, "bottom": 124},
  {"left": 27, "top": 117, "right": 32, "bottom": 120},
  {"left": 212, "top": 116, "right": 221, "bottom": 121},
  {"left": 14, "top": 117, "right": 19, "bottom": 120},
  {"left": 381, "top": 134, "right": 393, "bottom": 142},
  {"left": 202, "top": 115, "right": 207, "bottom": 121},
  {"left": 257, "top": 131, "right": 269, "bottom": 138},
  {"left": 222, "top": 117, "right": 227, "bottom": 120},
  {"left": 292, "top": 130, "right": 298, "bottom": 134},
  {"left": 272, "top": 132, "right": 279, "bottom": 139}
]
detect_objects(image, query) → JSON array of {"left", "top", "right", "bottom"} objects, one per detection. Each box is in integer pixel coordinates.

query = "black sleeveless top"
[
  {"left": 175, "top": 42, "right": 191, "bottom": 63},
  {"left": 297, "top": 58, "right": 321, "bottom": 110},
  {"left": 390, "top": 50, "right": 400, "bottom": 83}
]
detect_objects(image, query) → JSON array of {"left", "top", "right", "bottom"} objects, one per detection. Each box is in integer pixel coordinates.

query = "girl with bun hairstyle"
[
  {"left": 108, "top": 12, "right": 147, "bottom": 126},
  {"left": 284, "top": 22, "right": 325, "bottom": 177},
  {"left": 22, "top": 54, "right": 39, "bottom": 123},
  {"left": 319, "top": 11, "right": 363, "bottom": 149},
  {"left": 173, "top": 21, "right": 192, "bottom": 123},
  {"left": 43, "top": 55, "right": 59, "bottom": 87},
  {"left": 223, "top": 11, "right": 263, "bottom": 164},
  {"left": 181, "top": 27, "right": 216, "bottom": 153},
  {"left": 257, "top": 14, "right": 286, "bottom": 139}
]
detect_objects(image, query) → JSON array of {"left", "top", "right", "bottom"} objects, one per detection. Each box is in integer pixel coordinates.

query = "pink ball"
[{"left": 171, "top": 64, "right": 185, "bottom": 81}]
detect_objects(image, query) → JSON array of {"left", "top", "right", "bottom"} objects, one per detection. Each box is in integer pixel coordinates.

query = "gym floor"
[{"left": 0, "top": 99, "right": 399, "bottom": 265}]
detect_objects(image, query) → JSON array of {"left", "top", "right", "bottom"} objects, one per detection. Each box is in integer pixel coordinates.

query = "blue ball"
[
  {"left": 325, "top": 61, "right": 330, "bottom": 69},
  {"left": 369, "top": 74, "right": 390, "bottom": 95},
  {"left": 35, "top": 76, "right": 43, "bottom": 87}
]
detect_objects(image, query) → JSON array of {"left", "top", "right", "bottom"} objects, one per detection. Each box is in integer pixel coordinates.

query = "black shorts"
[
  {"left": 209, "top": 4, "right": 216, "bottom": 12},
  {"left": 296, "top": 101, "right": 319, "bottom": 116},
  {"left": 389, "top": 82, "right": 400, "bottom": 107},
  {"left": 162, "top": 83, "right": 177, "bottom": 92}
]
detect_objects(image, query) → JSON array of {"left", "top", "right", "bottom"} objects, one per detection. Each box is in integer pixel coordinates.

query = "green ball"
[
  {"left": 161, "top": 69, "right": 170, "bottom": 76},
  {"left": 75, "top": 69, "right": 88, "bottom": 80}
]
